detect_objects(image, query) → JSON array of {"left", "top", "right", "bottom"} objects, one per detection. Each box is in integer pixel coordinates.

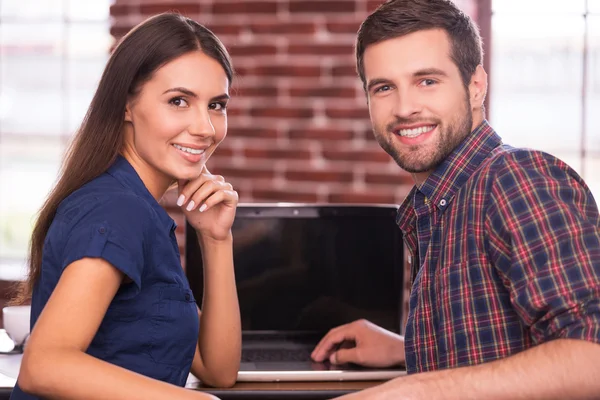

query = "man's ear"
[{"left": 469, "top": 65, "right": 488, "bottom": 110}]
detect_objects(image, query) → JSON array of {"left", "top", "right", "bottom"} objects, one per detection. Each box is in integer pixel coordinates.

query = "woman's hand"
[{"left": 177, "top": 166, "right": 238, "bottom": 242}]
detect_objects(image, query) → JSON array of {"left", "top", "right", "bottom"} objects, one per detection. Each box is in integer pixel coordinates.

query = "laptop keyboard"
[{"left": 241, "top": 347, "right": 313, "bottom": 363}]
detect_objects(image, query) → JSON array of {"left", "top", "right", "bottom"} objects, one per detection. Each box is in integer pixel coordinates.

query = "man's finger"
[
  {"left": 311, "top": 328, "right": 355, "bottom": 362},
  {"left": 330, "top": 347, "right": 358, "bottom": 365}
]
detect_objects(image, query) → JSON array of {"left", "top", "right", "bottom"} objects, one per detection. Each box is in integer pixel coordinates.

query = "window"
[
  {"left": 490, "top": 0, "right": 600, "bottom": 201},
  {"left": 0, "top": 0, "right": 113, "bottom": 280}
]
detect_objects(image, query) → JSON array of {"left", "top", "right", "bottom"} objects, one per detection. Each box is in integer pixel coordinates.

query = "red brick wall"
[{"left": 110, "top": 0, "right": 480, "bottom": 266}]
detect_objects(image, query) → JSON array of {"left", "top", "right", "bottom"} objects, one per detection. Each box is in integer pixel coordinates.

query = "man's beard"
[{"left": 374, "top": 106, "right": 473, "bottom": 174}]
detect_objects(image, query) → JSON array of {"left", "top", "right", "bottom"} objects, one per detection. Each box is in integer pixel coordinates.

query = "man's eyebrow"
[
  {"left": 413, "top": 68, "right": 448, "bottom": 78},
  {"left": 366, "top": 78, "right": 391, "bottom": 92}
]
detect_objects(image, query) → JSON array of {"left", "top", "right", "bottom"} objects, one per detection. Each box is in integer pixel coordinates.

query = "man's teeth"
[
  {"left": 173, "top": 144, "right": 205, "bottom": 155},
  {"left": 397, "top": 125, "right": 436, "bottom": 137}
]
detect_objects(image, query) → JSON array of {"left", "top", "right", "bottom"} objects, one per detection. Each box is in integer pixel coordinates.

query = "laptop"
[{"left": 185, "top": 203, "right": 407, "bottom": 382}]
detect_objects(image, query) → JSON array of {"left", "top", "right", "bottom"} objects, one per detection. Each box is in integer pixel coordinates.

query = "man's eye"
[{"left": 375, "top": 85, "right": 391, "bottom": 93}]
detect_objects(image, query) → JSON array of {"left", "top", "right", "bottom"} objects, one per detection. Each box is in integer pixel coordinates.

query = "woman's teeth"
[
  {"left": 173, "top": 144, "right": 205, "bottom": 155},
  {"left": 397, "top": 125, "right": 436, "bottom": 138}
]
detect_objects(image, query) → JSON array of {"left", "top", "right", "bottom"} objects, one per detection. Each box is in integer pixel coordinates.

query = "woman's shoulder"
[{"left": 55, "top": 174, "right": 154, "bottom": 228}]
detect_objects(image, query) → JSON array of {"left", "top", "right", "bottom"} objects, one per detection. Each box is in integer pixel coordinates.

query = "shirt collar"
[
  {"left": 396, "top": 120, "right": 502, "bottom": 232},
  {"left": 107, "top": 155, "right": 176, "bottom": 232}
]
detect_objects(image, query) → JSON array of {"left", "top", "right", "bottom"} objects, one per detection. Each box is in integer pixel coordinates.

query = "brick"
[
  {"left": 232, "top": 65, "right": 252, "bottom": 77},
  {"left": 325, "top": 107, "right": 370, "bottom": 120},
  {"left": 253, "top": 65, "right": 322, "bottom": 77},
  {"left": 210, "top": 147, "right": 235, "bottom": 158},
  {"left": 229, "top": 44, "right": 278, "bottom": 57},
  {"left": 212, "top": 1, "right": 278, "bottom": 14},
  {"left": 252, "top": 189, "right": 318, "bottom": 203},
  {"left": 226, "top": 107, "right": 245, "bottom": 116},
  {"left": 230, "top": 127, "right": 279, "bottom": 138},
  {"left": 213, "top": 167, "right": 275, "bottom": 180},
  {"left": 140, "top": 3, "right": 201, "bottom": 15},
  {"left": 365, "top": 172, "right": 414, "bottom": 185},
  {"left": 288, "top": 128, "right": 354, "bottom": 141},
  {"left": 322, "top": 148, "right": 391, "bottom": 163},
  {"left": 110, "top": 25, "right": 132, "bottom": 38},
  {"left": 289, "top": 85, "right": 356, "bottom": 98},
  {"left": 289, "top": 1, "right": 356, "bottom": 13},
  {"left": 363, "top": 128, "right": 378, "bottom": 142},
  {"left": 249, "top": 22, "right": 316, "bottom": 35},
  {"left": 285, "top": 170, "right": 353, "bottom": 183},
  {"left": 328, "top": 191, "right": 396, "bottom": 204},
  {"left": 109, "top": 4, "right": 132, "bottom": 16},
  {"left": 233, "top": 85, "right": 278, "bottom": 97},
  {"left": 245, "top": 148, "right": 312, "bottom": 160},
  {"left": 209, "top": 24, "right": 243, "bottom": 36},
  {"left": 288, "top": 44, "right": 354, "bottom": 56},
  {"left": 326, "top": 21, "right": 362, "bottom": 34},
  {"left": 368, "top": 0, "right": 385, "bottom": 12},
  {"left": 331, "top": 65, "right": 358, "bottom": 77},
  {"left": 250, "top": 107, "right": 313, "bottom": 119}
]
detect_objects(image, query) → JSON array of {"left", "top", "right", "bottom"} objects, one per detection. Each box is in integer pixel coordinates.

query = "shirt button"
[
  {"left": 185, "top": 293, "right": 191, "bottom": 301},
  {"left": 98, "top": 227, "right": 106, "bottom": 234},
  {"left": 439, "top": 199, "right": 447, "bottom": 207}
]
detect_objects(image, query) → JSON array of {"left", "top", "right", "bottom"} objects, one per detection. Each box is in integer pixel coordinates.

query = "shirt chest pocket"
[{"left": 149, "top": 284, "right": 199, "bottom": 366}]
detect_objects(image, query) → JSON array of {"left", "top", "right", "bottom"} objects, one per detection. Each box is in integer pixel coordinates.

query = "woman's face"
[{"left": 122, "top": 50, "right": 230, "bottom": 198}]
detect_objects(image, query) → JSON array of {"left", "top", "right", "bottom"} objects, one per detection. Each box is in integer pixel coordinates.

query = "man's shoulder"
[
  {"left": 477, "top": 145, "right": 578, "bottom": 180},
  {"left": 468, "top": 144, "right": 590, "bottom": 200}
]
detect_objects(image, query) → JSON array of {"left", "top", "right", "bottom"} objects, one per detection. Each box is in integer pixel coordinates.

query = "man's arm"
[{"left": 334, "top": 338, "right": 600, "bottom": 400}]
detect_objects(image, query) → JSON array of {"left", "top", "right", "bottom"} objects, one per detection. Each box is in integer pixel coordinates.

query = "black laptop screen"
[{"left": 185, "top": 204, "right": 404, "bottom": 334}]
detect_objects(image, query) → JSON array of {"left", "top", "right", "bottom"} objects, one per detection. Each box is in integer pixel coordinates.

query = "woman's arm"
[
  {"left": 178, "top": 169, "right": 241, "bottom": 387},
  {"left": 18, "top": 257, "right": 218, "bottom": 400},
  {"left": 190, "top": 235, "right": 241, "bottom": 388}
]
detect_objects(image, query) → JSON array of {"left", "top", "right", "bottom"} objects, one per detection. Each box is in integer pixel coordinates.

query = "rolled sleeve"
[
  {"left": 60, "top": 195, "right": 151, "bottom": 293},
  {"left": 485, "top": 150, "right": 600, "bottom": 346}
]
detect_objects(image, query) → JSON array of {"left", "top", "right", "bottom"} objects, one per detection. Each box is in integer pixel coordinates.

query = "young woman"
[{"left": 11, "top": 13, "right": 241, "bottom": 400}]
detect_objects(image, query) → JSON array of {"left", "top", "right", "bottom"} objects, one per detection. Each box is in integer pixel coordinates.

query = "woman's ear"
[{"left": 124, "top": 103, "right": 133, "bottom": 122}]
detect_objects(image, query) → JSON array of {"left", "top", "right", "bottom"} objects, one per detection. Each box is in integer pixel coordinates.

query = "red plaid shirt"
[{"left": 397, "top": 120, "right": 600, "bottom": 373}]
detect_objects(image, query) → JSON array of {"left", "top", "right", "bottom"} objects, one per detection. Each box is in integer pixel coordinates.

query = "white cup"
[{"left": 2, "top": 305, "right": 31, "bottom": 346}]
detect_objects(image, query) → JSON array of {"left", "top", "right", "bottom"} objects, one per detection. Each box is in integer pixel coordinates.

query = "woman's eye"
[
  {"left": 209, "top": 102, "right": 227, "bottom": 111},
  {"left": 169, "top": 97, "right": 189, "bottom": 107}
]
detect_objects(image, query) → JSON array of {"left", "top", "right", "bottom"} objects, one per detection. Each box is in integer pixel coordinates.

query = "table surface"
[{"left": 0, "top": 353, "right": 386, "bottom": 399}]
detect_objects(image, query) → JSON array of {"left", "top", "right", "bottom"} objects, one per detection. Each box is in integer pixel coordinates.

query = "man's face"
[{"left": 364, "top": 29, "right": 477, "bottom": 174}]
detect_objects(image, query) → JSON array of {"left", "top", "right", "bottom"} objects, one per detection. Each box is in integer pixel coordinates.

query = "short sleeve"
[
  {"left": 485, "top": 150, "right": 600, "bottom": 345},
  {"left": 60, "top": 195, "right": 152, "bottom": 293}
]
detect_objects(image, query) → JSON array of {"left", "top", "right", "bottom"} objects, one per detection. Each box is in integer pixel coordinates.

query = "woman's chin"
[{"left": 173, "top": 167, "right": 205, "bottom": 182}]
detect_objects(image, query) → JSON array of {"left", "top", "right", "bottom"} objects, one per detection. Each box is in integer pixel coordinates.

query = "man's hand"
[{"left": 311, "top": 319, "right": 405, "bottom": 367}]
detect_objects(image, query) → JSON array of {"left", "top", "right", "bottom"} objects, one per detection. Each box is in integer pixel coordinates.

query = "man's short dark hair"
[{"left": 356, "top": 0, "right": 483, "bottom": 91}]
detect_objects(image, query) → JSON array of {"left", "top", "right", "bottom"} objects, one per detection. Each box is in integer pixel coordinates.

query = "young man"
[{"left": 311, "top": 0, "right": 600, "bottom": 398}]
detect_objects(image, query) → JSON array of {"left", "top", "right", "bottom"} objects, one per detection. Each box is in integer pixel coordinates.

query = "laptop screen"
[{"left": 185, "top": 204, "right": 404, "bottom": 335}]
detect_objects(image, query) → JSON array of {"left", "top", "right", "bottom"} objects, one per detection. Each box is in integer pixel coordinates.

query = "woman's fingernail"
[
  {"left": 199, "top": 204, "right": 207, "bottom": 212},
  {"left": 186, "top": 200, "right": 195, "bottom": 211},
  {"left": 177, "top": 194, "right": 185, "bottom": 207}
]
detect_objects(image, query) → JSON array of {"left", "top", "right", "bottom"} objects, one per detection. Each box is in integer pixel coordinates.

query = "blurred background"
[{"left": 0, "top": 0, "right": 599, "bottom": 303}]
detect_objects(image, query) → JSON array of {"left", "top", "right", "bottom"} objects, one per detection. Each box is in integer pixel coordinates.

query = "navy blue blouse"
[{"left": 11, "top": 156, "right": 199, "bottom": 399}]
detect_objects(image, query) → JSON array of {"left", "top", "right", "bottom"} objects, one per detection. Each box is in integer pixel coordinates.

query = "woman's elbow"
[
  {"left": 218, "top": 372, "right": 238, "bottom": 388},
  {"left": 202, "top": 370, "right": 238, "bottom": 388},
  {"left": 17, "top": 353, "right": 46, "bottom": 395}
]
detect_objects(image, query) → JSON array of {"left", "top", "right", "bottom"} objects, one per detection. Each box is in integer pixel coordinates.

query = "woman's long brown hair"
[{"left": 12, "top": 13, "right": 233, "bottom": 304}]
